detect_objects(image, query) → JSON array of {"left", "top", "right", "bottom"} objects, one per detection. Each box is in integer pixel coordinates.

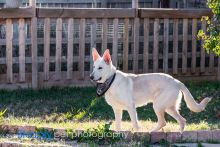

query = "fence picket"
[
  {"left": 173, "top": 19, "right": 178, "bottom": 75},
  {"left": 79, "top": 19, "right": 85, "bottom": 79},
  {"left": 143, "top": 18, "right": 149, "bottom": 73},
  {"left": 19, "top": 19, "right": 25, "bottom": 82},
  {"left": 163, "top": 18, "right": 169, "bottom": 73},
  {"left": 200, "top": 19, "right": 206, "bottom": 73},
  {"left": 31, "top": 17, "right": 38, "bottom": 89},
  {"left": 192, "top": 18, "right": 197, "bottom": 73},
  {"left": 6, "top": 19, "right": 13, "bottom": 83},
  {"left": 67, "top": 18, "right": 73, "bottom": 79},
  {"left": 123, "top": 18, "right": 129, "bottom": 72},
  {"left": 133, "top": 18, "right": 139, "bottom": 73},
  {"left": 182, "top": 19, "right": 188, "bottom": 74},
  {"left": 112, "top": 18, "right": 119, "bottom": 67},
  {"left": 102, "top": 19, "right": 108, "bottom": 54},
  {"left": 153, "top": 18, "right": 159, "bottom": 72},
  {"left": 44, "top": 18, "right": 50, "bottom": 81},
  {"left": 55, "top": 18, "right": 62, "bottom": 80},
  {"left": 209, "top": 52, "right": 214, "bottom": 73},
  {"left": 90, "top": 19, "right": 97, "bottom": 72}
]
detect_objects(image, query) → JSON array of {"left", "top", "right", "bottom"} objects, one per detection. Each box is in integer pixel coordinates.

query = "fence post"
[{"left": 30, "top": 0, "right": 38, "bottom": 89}]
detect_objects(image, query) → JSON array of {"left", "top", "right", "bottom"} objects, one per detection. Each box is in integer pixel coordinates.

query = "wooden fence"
[{"left": 0, "top": 6, "right": 219, "bottom": 89}]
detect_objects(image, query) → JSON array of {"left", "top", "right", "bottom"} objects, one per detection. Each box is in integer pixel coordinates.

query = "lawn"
[{"left": 0, "top": 81, "right": 219, "bottom": 132}]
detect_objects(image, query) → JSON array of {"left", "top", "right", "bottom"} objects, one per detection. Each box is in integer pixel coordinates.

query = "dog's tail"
[{"left": 180, "top": 83, "right": 211, "bottom": 112}]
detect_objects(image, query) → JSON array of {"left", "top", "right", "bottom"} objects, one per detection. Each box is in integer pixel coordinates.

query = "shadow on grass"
[{"left": 0, "top": 81, "right": 219, "bottom": 124}]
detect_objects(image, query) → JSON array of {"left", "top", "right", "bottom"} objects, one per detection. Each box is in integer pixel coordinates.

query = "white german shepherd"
[{"left": 90, "top": 48, "right": 211, "bottom": 133}]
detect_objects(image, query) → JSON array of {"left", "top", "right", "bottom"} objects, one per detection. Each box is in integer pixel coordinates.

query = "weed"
[
  {"left": 66, "top": 122, "right": 122, "bottom": 145},
  {"left": 35, "top": 127, "right": 55, "bottom": 141},
  {"left": 0, "top": 108, "right": 7, "bottom": 124}
]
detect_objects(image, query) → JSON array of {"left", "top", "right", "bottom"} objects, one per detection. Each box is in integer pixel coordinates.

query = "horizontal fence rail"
[{"left": 0, "top": 7, "right": 218, "bottom": 89}]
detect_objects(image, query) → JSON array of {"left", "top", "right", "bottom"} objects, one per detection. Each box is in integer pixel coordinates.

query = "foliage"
[
  {"left": 66, "top": 122, "right": 122, "bottom": 145},
  {"left": 0, "top": 108, "right": 7, "bottom": 124},
  {"left": 35, "top": 127, "right": 55, "bottom": 141},
  {"left": 197, "top": 0, "right": 220, "bottom": 56}
]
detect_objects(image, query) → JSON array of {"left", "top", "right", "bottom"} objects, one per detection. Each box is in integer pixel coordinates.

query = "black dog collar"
[{"left": 96, "top": 73, "right": 116, "bottom": 97}]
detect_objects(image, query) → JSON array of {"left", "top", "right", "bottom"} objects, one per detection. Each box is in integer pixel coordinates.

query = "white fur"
[{"left": 91, "top": 49, "right": 211, "bottom": 133}]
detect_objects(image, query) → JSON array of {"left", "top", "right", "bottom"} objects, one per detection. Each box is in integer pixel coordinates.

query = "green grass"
[{"left": 0, "top": 81, "right": 219, "bottom": 131}]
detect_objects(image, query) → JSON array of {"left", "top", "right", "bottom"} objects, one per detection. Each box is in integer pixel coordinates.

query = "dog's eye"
[{"left": 98, "top": 67, "right": 103, "bottom": 70}]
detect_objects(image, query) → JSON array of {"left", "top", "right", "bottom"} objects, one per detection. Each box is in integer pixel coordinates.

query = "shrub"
[{"left": 198, "top": 0, "right": 220, "bottom": 56}]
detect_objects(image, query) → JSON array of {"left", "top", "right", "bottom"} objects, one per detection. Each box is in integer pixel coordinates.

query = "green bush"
[{"left": 198, "top": 0, "right": 220, "bottom": 56}]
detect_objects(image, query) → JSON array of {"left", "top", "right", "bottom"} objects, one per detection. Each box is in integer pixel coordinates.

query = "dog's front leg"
[
  {"left": 127, "top": 106, "right": 140, "bottom": 131},
  {"left": 113, "top": 108, "right": 122, "bottom": 131}
]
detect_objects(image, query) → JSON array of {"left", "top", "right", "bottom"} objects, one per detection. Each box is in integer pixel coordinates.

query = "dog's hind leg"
[
  {"left": 113, "top": 108, "right": 122, "bottom": 131},
  {"left": 150, "top": 91, "right": 170, "bottom": 132},
  {"left": 150, "top": 106, "right": 166, "bottom": 132},
  {"left": 166, "top": 107, "right": 186, "bottom": 133}
]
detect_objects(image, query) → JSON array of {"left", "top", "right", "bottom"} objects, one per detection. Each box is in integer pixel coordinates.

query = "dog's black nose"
[{"left": 90, "top": 75, "right": 94, "bottom": 80}]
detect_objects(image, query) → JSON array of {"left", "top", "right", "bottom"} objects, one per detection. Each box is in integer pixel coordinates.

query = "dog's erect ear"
[
  {"left": 92, "top": 48, "right": 100, "bottom": 62},
  {"left": 103, "top": 49, "right": 111, "bottom": 64}
]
